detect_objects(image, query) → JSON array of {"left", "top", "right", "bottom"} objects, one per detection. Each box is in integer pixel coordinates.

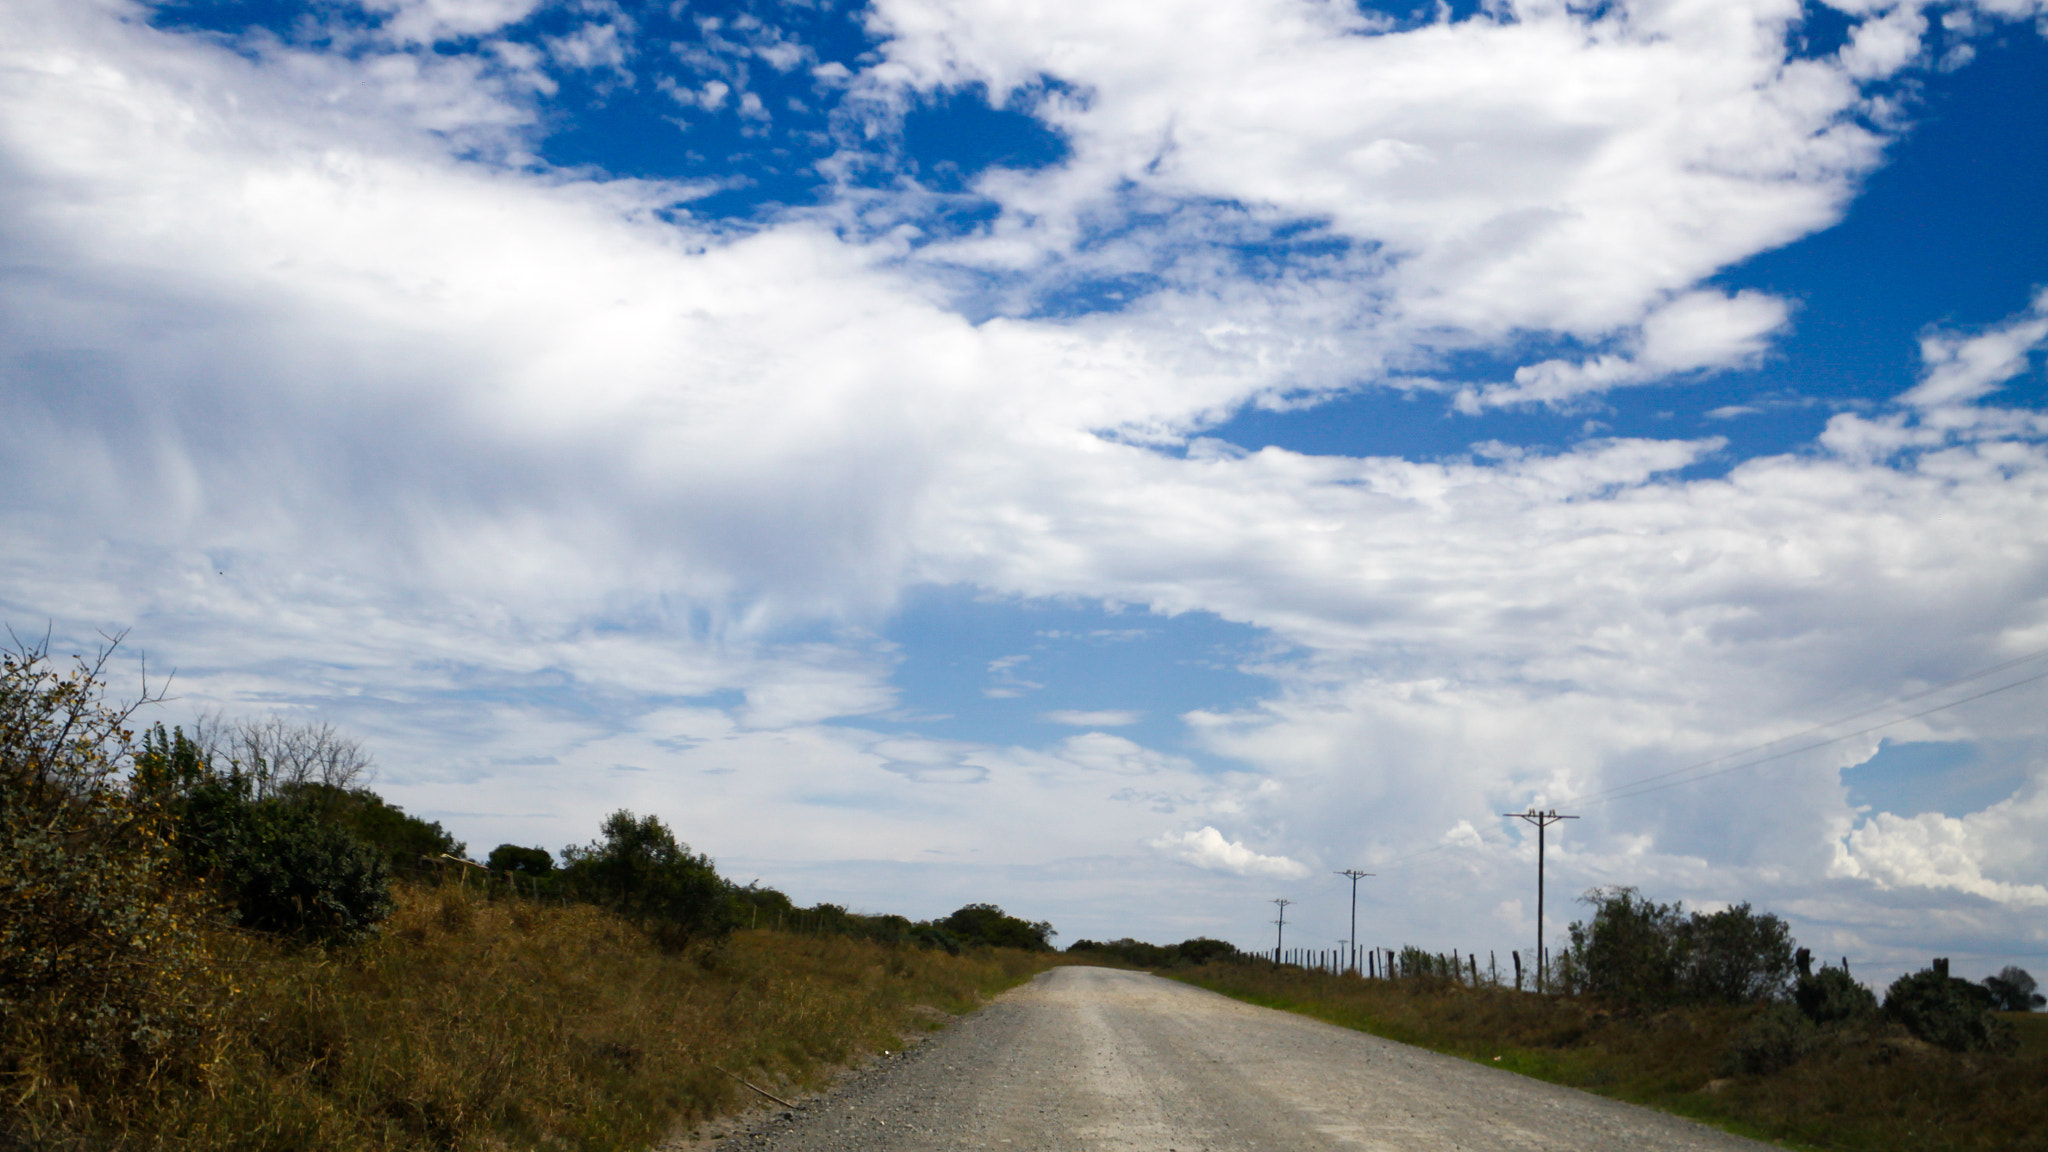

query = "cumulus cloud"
[
  {"left": 1833, "top": 787, "right": 2048, "bottom": 907},
  {"left": 865, "top": 0, "right": 1884, "bottom": 372},
  {"left": 1152, "top": 826, "right": 1310, "bottom": 878},
  {"left": 1461, "top": 289, "right": 1794, "bottom": 409}
]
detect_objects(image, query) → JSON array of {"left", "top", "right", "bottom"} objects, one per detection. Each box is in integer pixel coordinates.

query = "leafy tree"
[
  {"left": 487, "top": 843, "right": 555, "bottom": 877},
  {"left": 560, "top": 810, "right": 731, "bottom": 949},
  {"left": 1565, "top": 888, "right": 1799, "bottom": 1007},
  {"left": 939, "top": 903, "right": 1057, "bottom": 951},
  {"left": 1885, "top": 959, "right": 2014, "bottom": 1053},
  {"left": 1685, "top": 903, "right": 1796, "bottom": 1003},
  {"left": 1983, "top": 966, "right": 2046, "bottom": 1012},
  {"left": 1566, "top": 887, "right": 1688, "bottom": 1005},
  {"left": 304, "top": 783, "right": 463, "bottom": 875}
]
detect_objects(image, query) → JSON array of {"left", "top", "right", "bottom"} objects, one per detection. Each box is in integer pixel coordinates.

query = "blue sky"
[{"left": 5, "top": 0, "right": 2048, "bottom": 983}]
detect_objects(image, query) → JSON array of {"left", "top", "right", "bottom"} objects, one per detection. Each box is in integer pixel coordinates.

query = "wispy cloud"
[{"left": 1042, "top": 709, "right": 1142, "bottom": 727}]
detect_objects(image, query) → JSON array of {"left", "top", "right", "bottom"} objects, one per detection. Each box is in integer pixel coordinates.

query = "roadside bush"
[
  {"left": 910, "top": 925, "right": 963, "bottom": 954},
  {"left": 0, "top": 638, "right": 224, "bottom": 1102},
  {"left": 487, "top": 843, "right": 555, "bottom": 877},
  {"left": 1725, "top": 1003, "right": 1818, "bottom": 1076},
  {"left": 1566, "top": 888, "right": 1687, "bottom": 1004},
  {"left": 561, "top": 809, "right": 731, "bottom": 949},
  {"left": 1066, "top": 937, "right": 1244, "bottom": 968},
  {"left": 1793, "top": 949, "right": 1878, "bottom": 1025},
  {"left": 1688, "top": 903, "right": 1796, "bottom": 1003},
  {"left": 1564, "top": 888, "right": 1796, "bottom": 1007},
  {"left": 1885, "top": 960, "right": 2014, "bottom": 1053},
  {"left": 175, "top": 774, "right": 393, "bottom": 943},
  {"left": 940, "top": 903, "right": 1057, "bottom": 951},
  {"left": 305, "top": 783, "right": 464, "bottom": 877}
]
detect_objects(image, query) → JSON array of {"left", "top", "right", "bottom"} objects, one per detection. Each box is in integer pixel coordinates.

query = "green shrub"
[
  {"left": 174, "top": 775, "right": 393, "bottom": 943},
  {"left": 302, "top": 783, "right": 464, "bottom": 877},
  {"left": 487, "top": 843, "right": 555, "bottom": 877},
  {"left": 1885, "top": 960, "right": 2014, "bottom": 1053},
  {"left": 1725, "top": 1003, "right": 1818, "bottom": 1076},
  {"left": 561, "top": 810, "right": 731, "bottom": 949},
  {"left": 1564, "top": 888, "right": 1797, "bottom": 1007},
  {"left": 1065, "top": 937, "right": 1243, "bottom": 967},
  {"left": 1793, "top": 949, "right": 1878, "bottom": 1025},
  {"left": 939, "top": 903, "right": 1057, "bottom": 951},
  {"left": 1565, "top": 888, "right": 1687, "bottom": 1004}
]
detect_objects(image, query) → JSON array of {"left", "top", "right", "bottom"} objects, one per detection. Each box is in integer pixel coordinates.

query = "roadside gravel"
[{"left": 703, "top": 965, "right": 1778, "bottom": 1152}]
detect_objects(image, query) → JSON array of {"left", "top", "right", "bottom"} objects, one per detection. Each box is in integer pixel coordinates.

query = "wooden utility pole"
[
  {"left": 1271, "top": 898, "right": 1293, "bottom": 965},
  {"left": 1335, "top": 868, "right": 1372, "bottom": 974},
  {"left": 1503, "top": 808, "right": 1577, "bottom": 992}
]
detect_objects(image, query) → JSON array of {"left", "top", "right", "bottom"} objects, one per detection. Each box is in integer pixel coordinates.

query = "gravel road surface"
[{"left": 710, "top": 965, "right": 1776, "bottom": 1152}]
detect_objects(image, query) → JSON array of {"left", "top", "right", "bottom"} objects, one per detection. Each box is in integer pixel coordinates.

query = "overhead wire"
[
  {"left": 1356, "top": 645, "right": 2048, "bottom": 871},
  {"left": 1563, "top": 645, "right": 2048, "bottom": 808}
]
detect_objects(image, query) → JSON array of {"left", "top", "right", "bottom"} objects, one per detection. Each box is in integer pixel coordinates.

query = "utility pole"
[
  {"left": 1335, "top": 868, "right": 1372, "bottom": 974},
  {"left": 1271, "top": 898, "right": 1292, "bottom": 965},
  {"left": 1503, "top": 808, "right": 1577, "bottom": 993}
]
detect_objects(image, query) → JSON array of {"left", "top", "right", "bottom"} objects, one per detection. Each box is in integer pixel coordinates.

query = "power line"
[
  {"left": 1576, "top": 665, "right": 2048, "bottom": 808},
  {"left": 1566, "top": 648, "right": 2048, "bottom": 808},
  {"left": 1352, "top": 648, "right": 2048, "bottom": 876}
]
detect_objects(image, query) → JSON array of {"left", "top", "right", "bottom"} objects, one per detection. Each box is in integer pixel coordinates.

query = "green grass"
[{"left": 1172, "top": 964, "right": 2048, "bottom": 1152}]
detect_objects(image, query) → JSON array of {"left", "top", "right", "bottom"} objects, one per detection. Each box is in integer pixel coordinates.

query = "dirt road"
[{"left": 713, "top": 965, "right": 1776, "bottom": 1152}]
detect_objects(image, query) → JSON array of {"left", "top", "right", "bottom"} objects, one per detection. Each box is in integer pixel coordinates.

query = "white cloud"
[
  {"left": 1462, "top": 288, "right": 1793, "bottom": 409},
  {"left": 1152, "top": 826, "right": 1310, "bottom": 878},
  {"left": 1901, "top": 287, "right": 2048, "bottom": 409},
  {"left": 866, "top": 0, "right": 1883, "bottom": 371},
  {"left": 1043, "top": 709, "right": 1143, "bottom": 727},
  {"left": 1833, "top": 786, "right": 2048, "bottom": 907},
  {"left": 364, "top": 0, "right": 549, "bottom": 45},
  {"left": 1055, "top": 732, "right": 1193, "bottom": 775}
]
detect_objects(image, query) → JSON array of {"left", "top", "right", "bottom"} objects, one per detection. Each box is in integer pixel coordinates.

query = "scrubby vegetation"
[
  {"left": 0, "top": 636, "right": 1066, "bottom": 1150},
  {"left": 1153, "top": 886, "right": 2048, "bottom": 1151},
  {"left": 1066, "top": 936, "right": 1245, "bottom": 968}
]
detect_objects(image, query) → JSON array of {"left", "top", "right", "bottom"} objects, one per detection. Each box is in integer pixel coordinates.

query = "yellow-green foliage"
[
  {"left": 2, "top": 644, "right": 229, "bottom": 1117},
  {"left": 1177, "top": 963, "right": 2048, "bottom": 1152},
  {"left": 21, "top": 882, "right": 1055, "bottom": 1151}
]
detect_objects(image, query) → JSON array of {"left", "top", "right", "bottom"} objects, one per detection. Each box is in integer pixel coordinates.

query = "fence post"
[{"left": 1513, "top": 950, "right": 1523, "bottom": 991}]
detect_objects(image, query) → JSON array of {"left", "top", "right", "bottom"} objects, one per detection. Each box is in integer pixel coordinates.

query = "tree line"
[{"left": 1553, "top": 886, "right": 2039, "bottom": 1065}]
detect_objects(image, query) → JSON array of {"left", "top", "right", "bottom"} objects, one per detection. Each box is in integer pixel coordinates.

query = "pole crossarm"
[{"left": 1503, "top": 809, "right": 1578, "bottom": 993}]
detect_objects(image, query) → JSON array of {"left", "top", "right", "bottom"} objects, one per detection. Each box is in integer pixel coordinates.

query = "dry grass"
[
  {"left": 15, "top": 883, "right": 1057, "bottom": 1151},
  {"left": 1174, "top": 963, "right": 2048, "bottom": 1152}
]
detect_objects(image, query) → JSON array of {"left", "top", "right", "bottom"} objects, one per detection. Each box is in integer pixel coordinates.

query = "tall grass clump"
[{"left": 130, "top": 884, "right": 1053, "bottom": 1151}]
